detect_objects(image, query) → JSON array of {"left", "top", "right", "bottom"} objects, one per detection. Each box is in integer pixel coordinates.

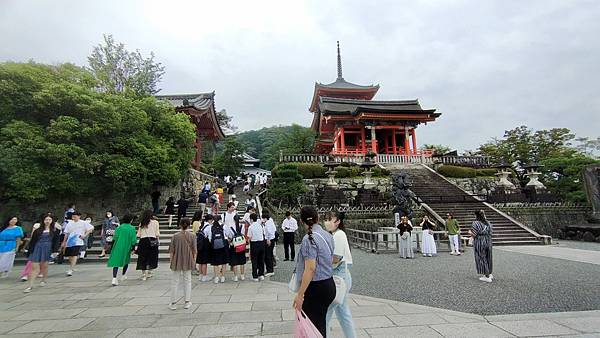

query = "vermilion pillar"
[
  {"left": 411, "top": 128, "right": 417, "bottom": 154},
  {"left": 370, "top": 127, "right": 377, "bottom": 153},
  {"left": 404, "top": 126, "right": 410, "bottom": 155},
  {"left": 340, "top": 127, "right": 345, "bottom": 153},
  {"left": 361, "top": 127, "right": 366, "bottom": 153},
  {"left": 391, "top": 128, "right": 397, "bottom": 154}
]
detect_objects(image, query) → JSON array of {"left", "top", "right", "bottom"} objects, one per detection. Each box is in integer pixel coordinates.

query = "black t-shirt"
[{"left": 151, "top": 191, "right": 161, "bottom": 202}]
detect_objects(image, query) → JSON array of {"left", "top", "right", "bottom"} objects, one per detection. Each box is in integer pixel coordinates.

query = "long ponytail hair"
[{"left": 300, "top": 206, "right": 318, "bottom": 244}]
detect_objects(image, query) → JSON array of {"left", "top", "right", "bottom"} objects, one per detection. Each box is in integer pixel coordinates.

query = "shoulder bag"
[{"left": 313, "top": 232, "right": 347, "bottom": 305}]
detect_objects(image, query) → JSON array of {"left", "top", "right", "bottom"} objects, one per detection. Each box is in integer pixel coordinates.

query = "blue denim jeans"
[{"left": 326, "top": 263, "right": 356, "bottom": 338}]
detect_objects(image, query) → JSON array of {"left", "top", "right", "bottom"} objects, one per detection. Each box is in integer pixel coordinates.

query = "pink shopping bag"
[
  {"left": 20, "top": 261, "right": 32, "bottom": 278},
  {"left": 294, "top": 310, "right": 323, "bottom": 338}
]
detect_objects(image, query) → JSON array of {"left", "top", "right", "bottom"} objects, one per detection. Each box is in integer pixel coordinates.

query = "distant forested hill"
[{"left": 236, "top": 124, "right": 315, "bottom": 170}]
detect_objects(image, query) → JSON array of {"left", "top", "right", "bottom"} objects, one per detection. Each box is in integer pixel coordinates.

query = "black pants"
[
  {"left": 152, "top": 200, "right": 159, "bottom": 214},
  {"left": 265, "top": 240, "right": 275, "bottom": 273},
  {"left": 283, "top": 232, "right": 295, "bottom": 260},
  {"left": 250, "top": 241, "right": 265, "bottom": 279},
  {"left": 303, "top": 277, "right": 336, "bottom": 337}
]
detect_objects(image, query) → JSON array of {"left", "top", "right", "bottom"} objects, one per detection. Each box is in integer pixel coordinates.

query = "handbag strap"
[{"left": 313, "top": 232, "right": 332, "bottom": 256}]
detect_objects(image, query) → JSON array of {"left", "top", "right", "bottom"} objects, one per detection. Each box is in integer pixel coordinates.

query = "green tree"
[
  {"left": 212, "top": 137, "right": 245, "bottom": 176},
  {"left": 87, "top": 34, "right": 165, "bottom": 96},
  {"left": 541, "top": 154, "right": 600, "bottom": 203},
  {"left": 268, "top": 163, "right": 307, "bottom": 206},
  {"left": 0, "top": 62, "right": 195, "bottom": 202}
]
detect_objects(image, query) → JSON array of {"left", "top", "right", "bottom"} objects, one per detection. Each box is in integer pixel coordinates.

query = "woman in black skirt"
[
  {"left": 225, "top": 203, "right": 246, "bottom": 282},
  {"left": 208, "top": 215, "right": 231, "bottom": 284},
  {"left": 165, "top": 197, "right": 176, "bottom": 228},
  {"left": 196, "top": 214, "right": 212, "bottom": 282},
  {"left": 136, "top": 210, "right": 160, "bottom": 281}
]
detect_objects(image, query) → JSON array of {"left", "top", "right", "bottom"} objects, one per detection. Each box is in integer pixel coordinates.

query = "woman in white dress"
[
  {"left": 397, "top": 216, "right": 414, "bottom": 259},
  {"left": 420, "top": 215, "right": 437, "bottom": 257}
]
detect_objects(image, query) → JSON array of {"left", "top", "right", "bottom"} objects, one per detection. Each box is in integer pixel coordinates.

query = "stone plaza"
[{"left": 1, "top": 240, "right": 600, "bottom": 338}]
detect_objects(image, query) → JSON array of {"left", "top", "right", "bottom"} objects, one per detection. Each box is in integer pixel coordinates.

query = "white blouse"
[
  {"left": 247, "top": 221, "right": 265, "bottom": 242},
  {"left": 332, "top": 230, "right": 353, "bottom": 265}
]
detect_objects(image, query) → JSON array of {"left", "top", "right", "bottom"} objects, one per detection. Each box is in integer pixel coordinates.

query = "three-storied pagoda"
[
  {"left": 156, "top": 92, "right": 225, "bottom": 169},
  {"left": 310, "top": 42, "right": 441, "bottom": 156}
]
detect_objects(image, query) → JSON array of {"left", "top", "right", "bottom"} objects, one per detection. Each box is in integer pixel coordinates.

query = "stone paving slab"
[{"left": 0, "top": 263, "right": 599, "bottom": 337}]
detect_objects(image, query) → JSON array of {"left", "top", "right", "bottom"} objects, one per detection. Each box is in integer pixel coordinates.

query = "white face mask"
[{"left": 106, "top": 212, "right": 112, "bottom": 218}]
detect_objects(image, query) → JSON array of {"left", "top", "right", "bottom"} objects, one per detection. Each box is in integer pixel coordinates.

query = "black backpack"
[
  {"left": 196, "top": 224, "right": 208, "bottom": 250},
  {"left": 212, "top": 226, "right": 225, "bottom": 250}
]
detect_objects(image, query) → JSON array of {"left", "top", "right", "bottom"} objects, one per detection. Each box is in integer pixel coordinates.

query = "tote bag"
[
  {"left": 294, "top": 310, "right": 323, "bottom": 338},
  {"left": 313, "top": 233, "right": 347, "bottom": 305}
]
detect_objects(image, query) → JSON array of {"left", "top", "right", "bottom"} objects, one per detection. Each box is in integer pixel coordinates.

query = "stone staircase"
[
  {"left": 78, "top": 186, "right": 254, "bottom": 263},
  {"left": 395, "top": 165, "right": 548, "bottom": 246}
]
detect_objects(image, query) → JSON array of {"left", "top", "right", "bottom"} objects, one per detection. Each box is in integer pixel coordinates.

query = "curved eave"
[{"left": 309, "top": 82, "right": 380, "bottom": 112}]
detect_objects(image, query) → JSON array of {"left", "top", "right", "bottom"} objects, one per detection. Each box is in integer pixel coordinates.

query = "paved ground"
[
  {"left": 272, "top": 242, "right": 600, "bottom": 316},
  {"left": 1, "top": 262, "right": 600, "bottom": 337}
]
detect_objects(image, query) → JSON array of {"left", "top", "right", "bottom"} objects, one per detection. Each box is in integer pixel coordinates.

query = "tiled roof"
[{"left": 155, "top": 92, "right": 214, "bottom": 110}]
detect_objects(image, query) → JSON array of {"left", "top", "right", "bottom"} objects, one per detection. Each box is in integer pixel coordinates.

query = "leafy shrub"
[
  {"left": 476, "top": 168, "right": 497, "bottom": 177},
  {"left": 437, "top": 165, "right": 477, "bottom": 178}
]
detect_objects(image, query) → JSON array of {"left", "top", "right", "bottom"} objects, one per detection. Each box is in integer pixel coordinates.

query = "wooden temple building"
[
  {"left": 156, "top": 92, "right": 225, "bottom": 169},
  {"left": 310, "top": 42, "right": 441, "bottom": 157}
]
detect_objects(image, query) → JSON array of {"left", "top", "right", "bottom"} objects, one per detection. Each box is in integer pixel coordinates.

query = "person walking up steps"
[
  {"left": 24, "top": 214, "right": 60, "bottom": 293},
  {"left": 107, "top": 214, "right": 138, "bottom": 286},
  {"left": 247, "top": 213, "right": 265, "bottom": 281},
  {"left": 165, "top": 197, "right": 176, "bottom": 228},
  {"left": 445, "top": 213, "right": 461, "bottom": 255},
  {"left": 281, "top": 211, "right": 298, "bottom": 261},
  {"left": 471, "top": 210, "right": 494, "bottom": 283},
  {"left": 61, "top": 212, "right": 93, "bottom": 276},
  {"left": 169, "top": 218, "right": 197, "bottom": 310},
  {"left": 137, "top": 210, "right": 160, "bottom": 281}
]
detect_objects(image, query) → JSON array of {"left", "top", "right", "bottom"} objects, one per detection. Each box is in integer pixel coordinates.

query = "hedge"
[
  {"left": 437, "top": 165, "right": 497, "bottom": 178},
  {"left": 273, "top": 162, "right": 390, "bottom": 179}
]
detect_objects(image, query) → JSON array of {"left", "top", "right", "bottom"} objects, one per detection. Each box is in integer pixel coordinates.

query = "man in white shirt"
[
  {"left": 281, "top": 211, "right": 298, "bottom": 261},
  {"left": 61, "top": 212, "right": 94, "bottom": 276},
  {"left": 262, "top": 211, "right": 277, "bottom": 277}
]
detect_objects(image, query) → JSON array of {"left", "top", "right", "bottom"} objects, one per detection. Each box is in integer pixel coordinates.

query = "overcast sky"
[{"left": 1, "top": 0, "right": 599, "bottom": 151}]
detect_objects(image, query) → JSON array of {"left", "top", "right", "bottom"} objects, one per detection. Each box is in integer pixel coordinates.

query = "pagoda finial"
[{"left": 337, "top": 41, "right": 343, "bottom": 80}]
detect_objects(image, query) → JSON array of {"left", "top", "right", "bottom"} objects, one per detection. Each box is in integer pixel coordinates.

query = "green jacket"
[
  {"left": 445, "top": 219, "right": 460, "bottom": 235},
  {"left": 107, "top": 223, "right": 137, "bottom": 268}
]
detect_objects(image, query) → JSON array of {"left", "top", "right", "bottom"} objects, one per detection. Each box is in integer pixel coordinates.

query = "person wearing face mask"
[
  {"left": 324, "top": 211, "right": 356, "bottom": 338},
  {"left": 99, "top": 211, "right": 119, "bottom": 258}
]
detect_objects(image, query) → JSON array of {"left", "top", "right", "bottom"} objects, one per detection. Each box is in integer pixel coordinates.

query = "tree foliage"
[
  {"left": 268, "top": 163, "right": 307, "bottom": 207},
  {"left": 541, "top": 155, "right": 600, "bottom": 204},
  {"left": 212, "top": 137, "right": 245, "bottom": 177},
  {"left": 0, "top": 62, "right": 195, "bottom": 202},
  {"left": 216, "top": 109, "right": 237, "bottom": 133},
  {"left": 87, "top": 34, "right": 165, "bottom": 96},
  {"left": 421, "top": 144, "right": 451, "bottom": 155},
  {"left": 236, "top": 124, "right": 315, "bottom": 170}
]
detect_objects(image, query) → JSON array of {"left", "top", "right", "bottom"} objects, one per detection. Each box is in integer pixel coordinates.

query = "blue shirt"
[
  {"left": 0, "top": 226, "right": 24, "bottom": 253},
  {"left": 295, "top": 224, "right": 334, "bottom": 282}
]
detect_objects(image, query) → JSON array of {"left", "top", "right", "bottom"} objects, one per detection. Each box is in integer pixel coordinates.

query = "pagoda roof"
[
  {"left": 317, "top": 78, "right": 379, "bottom": 91},
  {"left": 156, "top": 92, "right": 226, "bottom": 139},
  {"left": 318, "top": 97, "right": 439, "bottom": 117}
]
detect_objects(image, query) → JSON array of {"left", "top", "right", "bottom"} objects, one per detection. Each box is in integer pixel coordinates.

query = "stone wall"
[
  {"left": 494, "top": 204, "right": 591, "bottom": 238},
  {"left": 447, "top": 177, "right": 507, "bottom": 196},
  {"left": 0, "top": 169, "right": 212, "bottom": 228}
]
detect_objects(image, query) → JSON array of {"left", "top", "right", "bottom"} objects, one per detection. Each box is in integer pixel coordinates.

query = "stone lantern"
[
  {"left": 493, "top": 163, "right": 516, "bottom": 190},
  {"left": 524, "top": 163, "right": 546, "bottom": 191},
  {"left": 360, "top": 151, "right": 377, "bottom": 189},
  {"left": 323, "top": 156, "right": 340, "bottom": 187}
]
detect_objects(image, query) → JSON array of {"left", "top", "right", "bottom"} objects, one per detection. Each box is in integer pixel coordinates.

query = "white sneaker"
[
  {"left": 40, "top": 281, "right": 46, "bottom": 287},
  {"left": 37, "top": 273, "right": 43, "bottom": 278},
  {"left": 233, "top": 275, "right": 238, "bottom": 282},
  {"left": 252, "top": 278, "right": 259, "bottom": 282},
  {"left": 23, "top": 287, "right": 32, "bottom": 293},
  {"left": 202, "top": 275, "right": 209, "bottom": 282},
  {"left": 489, "top": 274, "right": 494, "bottom": 280},
  {"left": 21, "top": 276, "right": 28, "bottom": 282},
  {"left": 457, "top": 252, "right": 462, "bottom": 256},
  {"left": 198, "top": 275, "right": 203, "bottom": 281},
  {"left": 142, "top": 275, "right": 147, "bottom": 281},
  {"left": 450, "top": 252, "right": 456, "bottom": 255},
  {"left": 111, "top": 278, "right": 119, "bottom": 286},
  {"left": 184, "top": 301, "right": 192, "bottom": 309},
  {"left": 66, "top": 270, "right": 73, "bottom": 276},
  {"left": 169, "top": 303, "right": 177, "bottom": 310},
  {"left": 219, "top": 276, "right": 225, "bottom": 283},
  {"left": 240, "top": 275, "right": 245, "bottom": 281},
  {"left": 427, "top": 254, "right": 433, "bottom": 257},
  {"left": 479, "top": 276, "right": 492, "bottom": 283},
  {"left": 121, "top": 275, "right": 128, "bottom": 281},
  {"left": 214, "top": 277, "right": 219, "bottom": 284},
  {"left": 259, "top": 276, "right": 265, "bottom": 281},
  {"left": 265, "top": 272, "right": 274, "bottom": 277}
]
